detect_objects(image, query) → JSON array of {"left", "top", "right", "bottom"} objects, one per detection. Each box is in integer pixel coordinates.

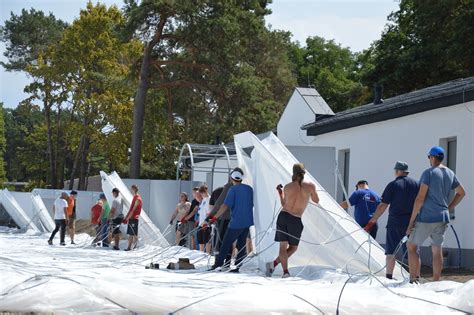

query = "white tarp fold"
[
  {"left": 100, "top": 171, "right": 169, "bottom": 248},
  {"left": 31, "top": 193, "right": 55, "bottom": 232},
  {"left": 0, "top": 189, "right": 40, "bottom": 233},
  {"left": 234, "top": 131, "right": 401, "bottom": 277}
]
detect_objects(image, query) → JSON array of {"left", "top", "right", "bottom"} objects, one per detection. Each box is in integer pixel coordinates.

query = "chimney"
[{"left": 374, "top": 84, "right": 383, "bottom": 105}]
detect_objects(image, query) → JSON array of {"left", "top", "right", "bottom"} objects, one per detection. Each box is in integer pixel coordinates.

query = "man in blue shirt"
[
  {"left": 340, "top": 180, "right": 381, "bottom": 239},
  {"left": 406, "top": 146, "right": 465, "bottom": 283},
  {"left": 206, "top": 167, "right": 254, "bottom": 272},
  {"left": 369, "top": 161, "right": 419, "bottom": 279}
]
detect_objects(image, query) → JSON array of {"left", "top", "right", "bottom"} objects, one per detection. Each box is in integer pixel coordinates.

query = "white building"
[{"left": 278, "top": 77, "right": 474, "bottom": 267}]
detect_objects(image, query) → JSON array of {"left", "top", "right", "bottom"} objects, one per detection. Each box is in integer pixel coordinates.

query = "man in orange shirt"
[
  {"left": 67, "top": 191, "right": 78, "bottom": 245},
  {"left": 123, "top": 185, "right": 142, "bottom": 251}
]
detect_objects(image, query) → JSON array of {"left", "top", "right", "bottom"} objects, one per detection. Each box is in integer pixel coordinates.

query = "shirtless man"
[{"left": 266, "top": 163, "right": 319, "bottom": 278}]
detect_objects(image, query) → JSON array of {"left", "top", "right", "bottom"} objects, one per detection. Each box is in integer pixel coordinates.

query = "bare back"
[{"left": 282, "top": 180, "right": 319, "bottom": 217}]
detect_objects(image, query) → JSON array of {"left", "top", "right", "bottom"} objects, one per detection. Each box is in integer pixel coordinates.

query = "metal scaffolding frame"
[{"left": 176, "top": 143, "right": 237, "bottom": 192}]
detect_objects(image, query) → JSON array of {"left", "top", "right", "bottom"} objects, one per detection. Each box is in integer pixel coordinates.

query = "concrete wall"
[
  {"left": 122, "top": 179, "right": 192, "bottom": 244},
  {"left": 287, "top": 146, "right": 336, "bottom": 197},
  {"left": 278, "top": 102, "right": 473, "bottom": 266}
]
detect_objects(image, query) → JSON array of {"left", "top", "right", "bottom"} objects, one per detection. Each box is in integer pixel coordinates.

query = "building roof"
[
  {"left": 302, "top": 77, "right": 474, "bottom": 136},
  {"left": 295, "top": 87, "right": 334, "bottom": 116}
]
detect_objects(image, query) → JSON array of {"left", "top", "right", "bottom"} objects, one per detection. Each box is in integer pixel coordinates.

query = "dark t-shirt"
[
  {"left": 349, "top": 188, "right": 381, "bottom": 226},
  {"left": 381, "top": 176, "right": 419, "bottom": 227},
  {"left": 210, "top": 187, "right": 224, "bottom": 206},
  {"left": 188, "top": 199, "right": 199, "bottom": 222}
]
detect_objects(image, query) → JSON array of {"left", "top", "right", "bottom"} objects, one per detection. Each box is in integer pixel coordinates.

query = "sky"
[{"left": 0, "top": 0, "right": 399, "bottom": 108}]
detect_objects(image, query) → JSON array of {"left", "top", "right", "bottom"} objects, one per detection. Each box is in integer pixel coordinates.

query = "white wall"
[
  {"left": 300, "top": 102, "right": 474, "bottom": 250},
  {"left": 277, "top": 90, "right": 317, "bottom": 146}
]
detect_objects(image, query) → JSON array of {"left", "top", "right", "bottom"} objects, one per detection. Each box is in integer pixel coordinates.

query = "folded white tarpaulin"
[
  {"left": 0, "top": 189, "right": 40, "bottom": 233},
  {"left": 31, "top": 193, "right": 55, "bottom": 232},
  {"left": 100, "top": 171, "right": 169, "bottom": 248},
  {"left": 234, "top": 131, "right": 402, "bottom": 277}
]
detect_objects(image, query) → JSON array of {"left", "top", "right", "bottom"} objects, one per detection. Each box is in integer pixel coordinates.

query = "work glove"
[
  {"left": 364, "top": 220, "right": 375, "bottom": 232},
  {"left": 205, "top": 216, "right": 218, "bottom": 225}
]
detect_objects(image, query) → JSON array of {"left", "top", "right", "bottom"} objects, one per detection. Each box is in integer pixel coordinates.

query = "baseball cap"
[
  {"left": 394, "top": 161, "right": 409, "bottom": 173},
  {"left": 230, "top": 170, "right": 243, "bottom": 181}
]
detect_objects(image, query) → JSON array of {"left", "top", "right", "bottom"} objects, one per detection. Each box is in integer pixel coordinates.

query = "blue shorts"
[{"left": 385, "top": 225, "right": 407, "bottom": 255}]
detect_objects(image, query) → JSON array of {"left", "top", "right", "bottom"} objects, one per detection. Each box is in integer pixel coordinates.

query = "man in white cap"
[
  {"left": 368, "top": 161, "right": 419, "bottom": 279},
  {"left": 207, "top": 167, "right": 254, "bottom": 272}
]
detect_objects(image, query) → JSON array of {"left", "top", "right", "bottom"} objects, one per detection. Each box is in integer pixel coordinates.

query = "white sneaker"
[
  {"left": 265, "top": 262, "right": 275, "bottom": 277},
  {"left": 282, "top": 273, "right": 290, "bottom": 279}
]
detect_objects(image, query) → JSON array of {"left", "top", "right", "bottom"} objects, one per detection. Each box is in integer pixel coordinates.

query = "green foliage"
[
  {"left": 0, "top": 103, "right": 6, "bottom": 184},
  {"left": 360, "top": 0, "right": 474, "bottom": 99},
  {"left": 289, "top": 36, "right": 364, "bottom": 112},
  {"left": 0, "top": 8, "right": 67, "bottom": 71}
]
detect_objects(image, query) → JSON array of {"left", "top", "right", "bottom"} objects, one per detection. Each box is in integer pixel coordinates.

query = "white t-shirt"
[
  {"left": 54, "top": 198, "right": 68, "bottom": 220},
  {"left": 198, "top": 197, "right": 210, "bottom": 225},
  {"left": 111, "top": 197, "right": 124, "bottom": 218}
]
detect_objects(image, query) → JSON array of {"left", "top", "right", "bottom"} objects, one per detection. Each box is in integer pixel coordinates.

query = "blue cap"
[{"left": 428, "top": 146, "right": 445, "bottom": 159}]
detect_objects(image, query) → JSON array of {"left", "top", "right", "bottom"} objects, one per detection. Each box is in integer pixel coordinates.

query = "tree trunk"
[
  {"left": 44, "top": 98, "right": 57, "bottom": 188},
  {"left": 55, "top": 106, "right": 62, "bottom": 188},
  {"left": 129, "top": 45, "right": 152, "bottom": 179},
  {"left": 129, "top": 15, "right": 168, "bottom": 179},
  {"left": 78, "top": 137, "right": 90, "bottom": 190},
  {"left": 68, "top": 134, "right": 85, "bottom": 190}
]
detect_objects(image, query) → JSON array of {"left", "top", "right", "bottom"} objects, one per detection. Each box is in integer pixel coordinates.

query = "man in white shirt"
[
  {"left": 48, "top": 192, "right": 70, "bottom": 246},
  {"left": 108, "top": 188, "right": 124, "bottom": 250}
]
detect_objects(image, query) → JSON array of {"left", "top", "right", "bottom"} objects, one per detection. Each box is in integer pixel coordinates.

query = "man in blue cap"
[
  {"left": 406, "top": 146, "right": 465, "bottom": 283},
  {"left": 368, "top": 161, "right": 419, "bottom": 279}
]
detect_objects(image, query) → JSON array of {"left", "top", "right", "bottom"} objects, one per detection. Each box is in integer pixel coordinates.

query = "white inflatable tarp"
[
  {"left": 31, "top": 193, "right": 55, "bottom": 232},
  {"left": 0, "top": 189, "right": 40, "bottom": 233},
  {"left": 100, "top": 171, "right": 169, "bottom": 248},
  {"left": 234, "top": 131, "right": 402, "bottom": 277}
]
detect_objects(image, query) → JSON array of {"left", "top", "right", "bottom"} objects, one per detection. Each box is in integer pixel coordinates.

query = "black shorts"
[
  {"left": 127, "top": 219, "right": 139, "bottom": 236},
  {"left": 197, "top": 227, "right": 211, "bottom": 245},
  {"left": 112, "top": 215, "right": 124, "bottom": 235},
  {"left": 275, "top": 211, "right": 304, "bottom": 246}
]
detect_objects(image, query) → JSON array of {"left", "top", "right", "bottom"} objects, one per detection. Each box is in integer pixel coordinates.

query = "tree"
[
  {"left": 1, "top": 9, "right": 67, "bottom": 188},
  {"left": 0, "top": 103, "right": 6, "bottom": 185},
  {"left": 288, "top": 36, "right": 364, "bottom": 112},
  {"left": 52, "top": 2, "right": 140, "bottom": 189},
  {"left": 124, "top": 0, "right": 292, "bottom": 178},
  {"left": 360, "top": 0, "right": 474, "bottom": 99}
]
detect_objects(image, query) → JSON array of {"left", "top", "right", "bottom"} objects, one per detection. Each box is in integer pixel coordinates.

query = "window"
[
  {"left": 440, "top": 137, "right": 457, "bottom": 212},
  {"left": 337, "top": 149, "right": 350, "bottom": 202}
]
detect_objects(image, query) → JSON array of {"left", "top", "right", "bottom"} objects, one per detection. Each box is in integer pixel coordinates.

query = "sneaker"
[
  {"left": 124, "top": 248, "right": 131, "bottom": 251},
  {"left": 48, "top": 240, "right": 53, "bottom": 245},
  {"left": 282, "top": 272, "right": 290, "bottom": 279},
  {"left": 60, "top": 242, "right": 66, "bottom": 246},
  {"left": 71, "top": 241, "right": 76, "bottom": 245},
  {"left": 229, "top": 268, "right": 240, "bottom": 273},
  {"left": 113, "top": 246, "right": 120, "bottom": 250},
  {"left": 265, "top": 262, "right": 275, "bottom": 277}
]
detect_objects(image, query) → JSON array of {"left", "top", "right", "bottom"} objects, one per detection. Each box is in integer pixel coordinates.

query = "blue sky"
[{"left": 0, "top": 0, "right": 399, "bottom": 108}]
